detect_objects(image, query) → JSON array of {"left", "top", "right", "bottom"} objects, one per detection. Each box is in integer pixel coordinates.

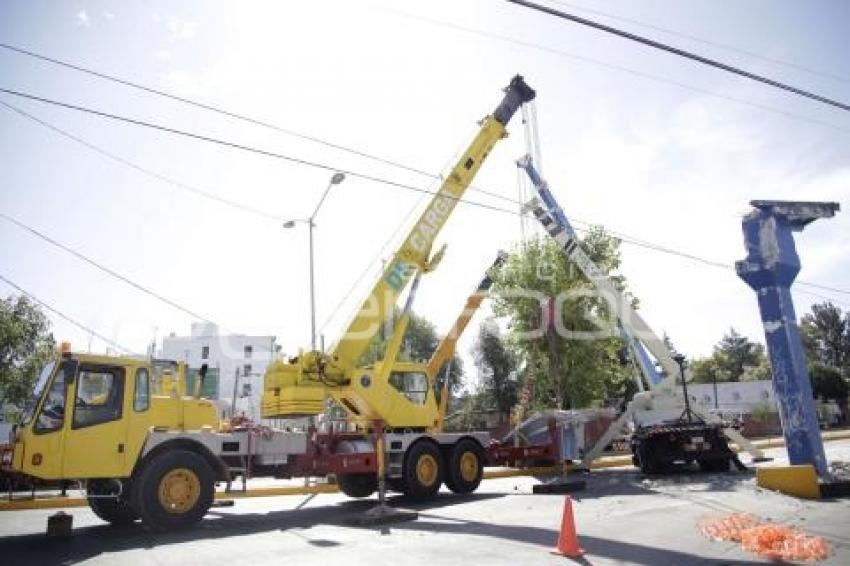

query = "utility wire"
[
  {"left": 546, "top": 0, "right": 850, "bottom": 84},
  {"left": 0, "top": 86, "right": 516, "bottom": 214},
  {"left": 507, "top": 0, "right": 850, "bottom": 112},
  {"left": 0, "top": 273, "right": 137, "bottom": 355},
  {"left": 0, "top": 42, "right": 511, "bottom": 205},
  {"left": 0, "top": 100, "right": 285, "bottom": 222},
  {"left": 0, "top": 211, "right": 219, "bottom": 325},
  {"left": 387, "top": 8, "right": 850, "bottom": 137},
  {"left": 3, "top": 85, "right": 846, "bottom": 301},
  {"left": 2, "top": 90, "right": 847, "bottom": 303}
]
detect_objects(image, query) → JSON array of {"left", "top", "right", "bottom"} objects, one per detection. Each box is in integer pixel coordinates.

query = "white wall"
[
  {"left": 688, "top": 380, "right": 776, "bottom": 413},
  {"left": 160, "top": 323, "right": 276, "bottom": 422}
]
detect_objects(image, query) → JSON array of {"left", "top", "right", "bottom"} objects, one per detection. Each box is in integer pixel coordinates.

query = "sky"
[{"left": 0, "top": 0, "right": 848, "bottom": 385}]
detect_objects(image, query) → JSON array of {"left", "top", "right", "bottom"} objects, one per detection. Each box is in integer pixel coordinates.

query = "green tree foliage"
[
  {"left": 690, "top": 327, "right": 769, "bottom": 383},
  {"left": 0, "top": 295, "right": 56, "bottom": 407},
  {"left": 801, "top": 302, "right": 849, "bottom": 370},
  {"left": 491, "top": 230, "right": 633, "bottom": 409},
  {"left": 800, "top": 302, "right": 849, "bottom": 403},
  {"left": 358, "top": 309, "right": 464, "bottom": 395},
  {"left": 471, "top": 319, "right": 517, "bottom": 422},
  {"left": 809, "top": 362, "right": 849, "bottom": 401}
]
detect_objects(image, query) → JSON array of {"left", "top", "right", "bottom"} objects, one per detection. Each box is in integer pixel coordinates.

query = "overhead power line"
[
  {"left": 2, "top": 89, "right": 847, "bottom": 305},
  {"left": 0, "top": 273, "right": 137, "bottom": 354},
  {"left": 0, "top": 100, "right": 285, "bottom": 222},
  {"left": 0, "top": 86, "right": 515, "bottom": 214},
  {"left": 0, "top": 211, "right": 220, "bottom": 325},
  {"left": 507, "top": 0, "right": 850, "bottom": 112},
  {"left": 0, "top": 42, "right": 511, "bottom": 205},
  {"left": 547, "top": 0, "right": 850, "bottom": 84},
  {"left": 387, "top": 8, "right": 850, "bottom": 137},
  {"left": 3, "top": 85, "right": 847, "bottom": 302}
]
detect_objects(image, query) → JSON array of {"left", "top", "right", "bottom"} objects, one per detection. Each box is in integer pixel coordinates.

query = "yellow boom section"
[
  {"left": 262, "top": 76, "right": 535, "bottom": 423},
  {"left": 427, "top": 251, "right": 506, "bottom": 382},
  {"left": 430, "top": 251, "right": 506, "bottom": 430}
]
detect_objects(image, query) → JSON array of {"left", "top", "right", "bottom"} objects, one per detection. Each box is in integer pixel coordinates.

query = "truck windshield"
[{"left": 20, "top": 360, "right": 57, "bottom": 425}]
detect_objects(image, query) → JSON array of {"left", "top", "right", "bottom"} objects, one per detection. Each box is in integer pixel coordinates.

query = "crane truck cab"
[
  {"left": 1, "top": 348, "right": 227, "bottom": 529},
  {"left": 5, "top": 349, "right": 220, "bottom": 481}
]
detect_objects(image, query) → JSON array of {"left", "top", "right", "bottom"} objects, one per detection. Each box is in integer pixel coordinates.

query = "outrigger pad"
[
  {"left": 532, "top": 479, "right": 586, "bottom": 495},
  {"left": 46, "top": 511, "right": 73, "bottom": 537},
  {"left": 344, "top": 504, "right": 418, "bottom": 527}
]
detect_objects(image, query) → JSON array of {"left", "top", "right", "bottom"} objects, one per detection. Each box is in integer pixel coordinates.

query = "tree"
[
  {"left": 809, "top": 362, "right": 849, "bottom": 402},
  {"left": 690, "top": 328, "right": 768, "bottom": 384},
  {"left": 472, "top": 319, "right": 517, "bottom": 422},
  {"left": 801, "top": 302, "right": 849, "bottom": 371},
  {"left": 0, "top": 295, "right": 56, "bottom": 407},
  {"left": 358, "top": 309, "right": 464, "bottom": 395},
  {"left": 491, "top": 229, "right": 633, "bottom": 409}
]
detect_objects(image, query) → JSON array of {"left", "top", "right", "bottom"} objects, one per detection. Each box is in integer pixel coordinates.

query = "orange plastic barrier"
[{"left": 699, "top": 513, "right": 833, "bottom": 562}]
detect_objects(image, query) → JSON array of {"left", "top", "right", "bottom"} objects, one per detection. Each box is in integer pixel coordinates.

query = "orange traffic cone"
[{"left": 552, "top": 496, "right": 584, "bottom": 558}]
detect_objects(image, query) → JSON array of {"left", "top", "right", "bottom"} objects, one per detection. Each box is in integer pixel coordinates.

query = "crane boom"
[
  {"left": 517, "top": 155, "right": 679, "bottom": 391},
  {"left": 426, "top": 251, "right": 507, "bottom": 380},
  {"left": 263, "top": 77, "right": 535, "bottom": 425},
  {"left": 330, "top": 77, "right": 536, "bottom": 372},
  {"left": 516, "top": 155, "right": 765, "bottom": 465}
]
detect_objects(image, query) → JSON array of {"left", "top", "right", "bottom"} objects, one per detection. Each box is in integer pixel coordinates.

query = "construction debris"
[{"left": 699, "top": 512, "right": 833, "bottom": 562}]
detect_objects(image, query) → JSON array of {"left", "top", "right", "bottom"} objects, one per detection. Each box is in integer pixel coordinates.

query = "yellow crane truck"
[{"left": 1, "top": 76, "right": 552, "bottom": 531}]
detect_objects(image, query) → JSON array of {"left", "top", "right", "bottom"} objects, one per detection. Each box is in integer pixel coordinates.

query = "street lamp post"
[{"left": 284, "top": 172, "right": 346, "bottom": 350}]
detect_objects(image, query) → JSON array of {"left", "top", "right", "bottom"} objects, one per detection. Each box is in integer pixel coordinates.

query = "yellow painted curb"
[
  {"left": 756, "top": 465, "right": 820, "bottom": 499},
  {"left": 0, "top": 496, "right": 89, "bottom": 511}
]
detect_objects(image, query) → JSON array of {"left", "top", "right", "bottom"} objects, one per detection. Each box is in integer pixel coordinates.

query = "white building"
[
  {"left": 160, "top": 322, "right": 277, "bottom": 422},
  {"left": 688, "top": 380, "right": 776, "bottom": 414}
]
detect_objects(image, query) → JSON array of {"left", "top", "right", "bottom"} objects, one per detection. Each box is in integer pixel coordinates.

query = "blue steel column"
[{"left": 735, "top": 200, "right": 839, "bottom": 477}]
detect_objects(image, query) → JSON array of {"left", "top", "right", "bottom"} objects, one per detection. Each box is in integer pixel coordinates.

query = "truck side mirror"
[{"left": 196, "top": 363, "right": 208, "bottom": 398}]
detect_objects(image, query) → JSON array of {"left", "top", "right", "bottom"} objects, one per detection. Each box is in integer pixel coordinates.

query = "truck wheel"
[
  {"left": 698, "top": 457, "right": 730, "bottom": 473},
  {"left": 134, "top": 449, "right": 214, "bottom": 531},
  {"left": 337, "top": 473, "right": 377, "bottom": 498},
  {"left": 444, "top": 439, "right": 484, "bottom": 494},
  {"left": 87, "top": 480, "right": 138, "bottom": 525},
  {"left": 637, "top": 445, "right": 662, "bottom": 475},
  {"left": 402, "top": 441, "right": 442, "bottom": 500}
]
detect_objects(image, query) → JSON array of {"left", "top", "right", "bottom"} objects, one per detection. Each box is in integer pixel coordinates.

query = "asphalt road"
[{"left": 1, "top": 441, "right": 848, "bottom": 565}]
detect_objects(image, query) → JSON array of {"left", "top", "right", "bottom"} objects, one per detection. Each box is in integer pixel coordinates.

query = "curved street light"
[{"left": 282, "top": 172, "right": 346, "bottom": 349}]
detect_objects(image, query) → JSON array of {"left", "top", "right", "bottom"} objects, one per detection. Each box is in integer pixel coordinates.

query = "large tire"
[
  {"left": 698, "top": 457, "right": 730, "bottom": 473},
  {"left": 133, "top": 449, "right": 215, "bottom": 532},
  {"left": 444, "top": 439, "right": 484, "bottom": 494},
  {"left": 337, "top": 473, "right": 377, "bottom": 498},
  {"left": 402, "top": 441, "right": 442, "bottom": 500},
  {"left": 87, "top": 480, "right": 138, "bottom": 525},
  {"left": 636, "top": 442, "right": 663, "bottom": 475}
]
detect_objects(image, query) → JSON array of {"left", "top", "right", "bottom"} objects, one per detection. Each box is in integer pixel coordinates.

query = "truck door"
[
  {"left": 62, "top": 364, "right": 129, "bottom": 478},
  {"left": 21, "top": 360, "right": 68, "bottom": 479}
]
